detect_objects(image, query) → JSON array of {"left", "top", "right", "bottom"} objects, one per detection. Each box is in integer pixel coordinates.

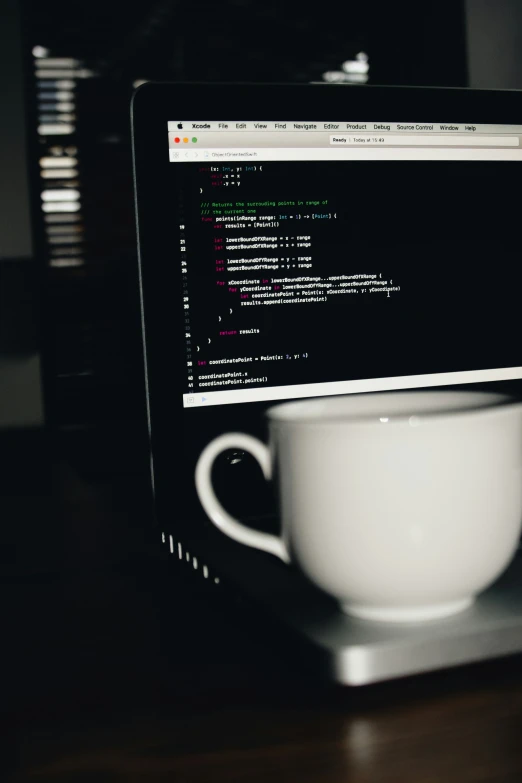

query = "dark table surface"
[{"left": 4, "top": 425, "right": 522, "bottom": 782}]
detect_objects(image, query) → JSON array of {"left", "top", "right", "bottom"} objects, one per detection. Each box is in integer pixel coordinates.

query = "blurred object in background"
[
  {"left": 465, "top": 0, "right": 522, "bottom": 88},
  {"left": 1, "top": 0, "right": 44, "bottom": 431},
  {"left": 0, "top": 0, "right": 49, "bottom": 578}
]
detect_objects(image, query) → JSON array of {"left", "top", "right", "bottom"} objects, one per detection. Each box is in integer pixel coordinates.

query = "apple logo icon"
[{"left": 177, "top": 122, "right": 183, "bottom": 129}]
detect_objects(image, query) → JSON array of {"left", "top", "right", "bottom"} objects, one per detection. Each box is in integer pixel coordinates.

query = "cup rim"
[{"left": 267, "top": 390, "right": 522, "bottom": 426}]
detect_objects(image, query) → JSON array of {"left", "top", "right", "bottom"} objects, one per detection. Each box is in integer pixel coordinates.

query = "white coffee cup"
[{"left": 195, "top": 391, "right": 522, "bottom": 623}]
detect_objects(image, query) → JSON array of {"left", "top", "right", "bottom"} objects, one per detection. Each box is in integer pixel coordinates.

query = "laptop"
[{"left": 132, "top": 83, "right": 522, "bottom": 684}]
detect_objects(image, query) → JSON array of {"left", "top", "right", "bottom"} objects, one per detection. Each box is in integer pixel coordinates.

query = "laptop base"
[{"left": 163, "top": 532, "right": 522, "bottom": 686}]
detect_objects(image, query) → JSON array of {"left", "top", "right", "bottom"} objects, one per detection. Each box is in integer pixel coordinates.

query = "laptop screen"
[{"left": 166, "top": 120, "right": 522, "bottom": 409}]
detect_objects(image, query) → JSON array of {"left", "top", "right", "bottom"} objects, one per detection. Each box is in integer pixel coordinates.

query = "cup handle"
[{"left": 195, "top": 432, "right": 290, "bottom": 563}]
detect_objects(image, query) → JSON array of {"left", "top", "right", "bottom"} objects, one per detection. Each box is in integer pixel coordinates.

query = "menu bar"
[{"left": 168, "top": 121, "right": 522, "bottom": 134}]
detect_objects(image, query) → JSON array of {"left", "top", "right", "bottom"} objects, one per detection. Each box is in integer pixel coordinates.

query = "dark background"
[{"left": 5, "top": 2, "right": 522, "bottom": 779}]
